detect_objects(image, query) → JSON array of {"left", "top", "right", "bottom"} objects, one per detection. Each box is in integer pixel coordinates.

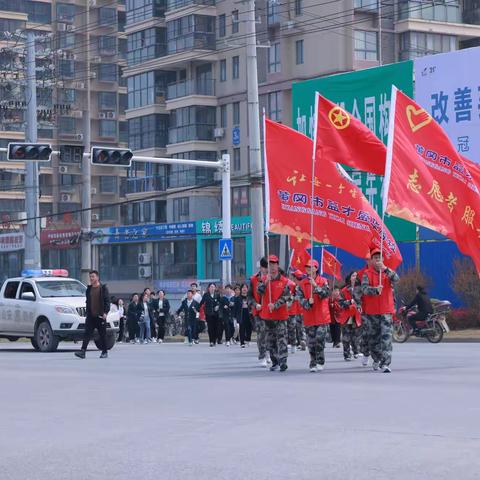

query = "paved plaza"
[{"left": 1, "top": 341, "right": 479, "bottom": 480}]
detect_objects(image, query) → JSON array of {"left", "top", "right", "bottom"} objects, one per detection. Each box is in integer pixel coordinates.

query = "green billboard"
[{"left": 292, "top": 61, "right": 415, "bottom": 241}]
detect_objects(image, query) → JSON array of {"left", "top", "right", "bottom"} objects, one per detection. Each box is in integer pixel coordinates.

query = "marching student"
[{"left": 176, "top": 290, "right": 200, "bottom": 346}]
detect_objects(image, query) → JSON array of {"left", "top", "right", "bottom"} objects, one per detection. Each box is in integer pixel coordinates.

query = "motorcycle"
[{"left": 393, "top": 299, "right": 451, "bottom": 343}]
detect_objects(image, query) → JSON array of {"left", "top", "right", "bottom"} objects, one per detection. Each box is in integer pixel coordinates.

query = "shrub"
[
  {"left": 447, "top": 308, "right": 480, "bottom": 330},
  {"left": 395, "top": 266, "right": 432, "bottom": 305},
  {"left": 451, "top": 257, "right": 480, "bottom": 312}
]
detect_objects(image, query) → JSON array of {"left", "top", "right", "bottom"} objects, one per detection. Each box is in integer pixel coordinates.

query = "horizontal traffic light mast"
[{"left": 90, "top": 147, "right": 133, "bottom": 167}]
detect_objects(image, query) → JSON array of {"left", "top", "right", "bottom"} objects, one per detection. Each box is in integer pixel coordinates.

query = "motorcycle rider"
[{"left": 405, "top": 285, "right": 434, "bottom": 333}]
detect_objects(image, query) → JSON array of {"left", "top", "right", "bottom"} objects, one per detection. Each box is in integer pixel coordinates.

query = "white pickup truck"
[{"left": 0, "top": 271, "right": 119, "bottom": 352}]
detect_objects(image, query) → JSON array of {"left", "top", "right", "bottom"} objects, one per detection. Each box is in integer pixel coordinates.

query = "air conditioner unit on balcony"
[
  {"left": 65, "top": 24, "right": 74, "bottom": 32},
  {"left": 74, "top": 133, "right": 84, "bottom": 141},
  {"left": 138, "top": 253, "right": 151, "bottom": 265},
  {"left": 71, "top": 110, "right": 83, "bottom": 118},
  {"left": 91, "top": 187, "right": 97, "bottom": 194},
  {"left": 139, "top": 266, "right": 152, "bottom": 278},
  {"left": 59, "top": 165, "right": 68, "bottom": 174},
  {"left": 106, "top": 111, "right": 116, "bottom": 119},
  {"left": 61, "top": 193, "right": 71, "bottom": 202},
  {"left": 57, "top": 23, "right": 67, "bottom": 32},
  {"left": 91, "top": 56, "right": 101, "bottom": 63},
  {"left": 99, "top": 112, "right": 107, "bottom": 119},
  {"left": 214, "top": 127, "right": 225, "bottom": 139},
  {"left": 91, "top": 213, "right": 100, "bottom": 221}
]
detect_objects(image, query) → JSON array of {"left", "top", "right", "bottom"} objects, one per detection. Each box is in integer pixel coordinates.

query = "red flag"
[
  {"left": 265, "top": 118, "right": 402, "bottom": 269},
  {"left": 383, "top": 88, "right": 480, "bottom": 272},
  {"left": 322, "top": 249, "right": 342, "bottom": 280},
  {"left": 289, "top": 237, "right": 311, "bottom": 272},
  {"left": 316, "top": 94, "right": 386, "bottom": 175}
]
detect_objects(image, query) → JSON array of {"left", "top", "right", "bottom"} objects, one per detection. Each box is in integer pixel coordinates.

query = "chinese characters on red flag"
[
  {"left": 264, "top": 118, "right": 402, "bottom": 269},
  {"left": 315, "top": 94, "right": 386, "bottom": 175},
  {"left": 322, "top": 249, "right": 342, "bottom": 280},
  {"left": 383, "top": 87, "right": 480, "bottom": 272}
]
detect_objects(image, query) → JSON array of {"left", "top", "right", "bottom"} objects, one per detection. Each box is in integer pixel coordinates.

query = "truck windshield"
[{"left": 36, "top": 280, "right": 86, "bottom": 298}]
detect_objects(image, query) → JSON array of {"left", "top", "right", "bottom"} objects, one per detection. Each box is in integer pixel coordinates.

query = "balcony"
[
  {"left": 126, "top": 175, "right": 167, "bottom": 194},
  {"left": 127, "top": 44, "right": 167, "bottom": 66},
  {"left": 168, "top": 124, "right": 215, "bottom": 145},
  {"left": 167, "top": 32, "right": 215, "bottom": 55},
  {"left": 167, "top": 0, "right": 215, "bottom": 12},
  {"left": 166, "top": 78, "right": 215, "bottom": 100}
]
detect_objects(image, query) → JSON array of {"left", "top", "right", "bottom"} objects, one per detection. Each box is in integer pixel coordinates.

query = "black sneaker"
[
  {"left": 75, "top": 350, "right": 86, "bottom": 359},
  {"left": 269, "top": 363, "right": 279, "bottom": 371},
  {"left": 280, "top": 364, "right": 288, "bottom": 372},
  {"left": 100, "top": 352, "right": 108, "bottom": 359}
]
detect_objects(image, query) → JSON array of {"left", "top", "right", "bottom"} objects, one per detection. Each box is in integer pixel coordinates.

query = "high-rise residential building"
[{"left": 0, "top": 0, "right": 126, "bottom": 280}]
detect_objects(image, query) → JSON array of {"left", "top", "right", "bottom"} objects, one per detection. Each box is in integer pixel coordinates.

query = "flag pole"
[
  {"left": 332, "top": 247, "right": 338, "bottom": 293},
  {"left": 263, "top": 108, "right": 272, "bottom": 306},
  {"left": 379, "top": 85, "right": 398, "bottom": 286}
]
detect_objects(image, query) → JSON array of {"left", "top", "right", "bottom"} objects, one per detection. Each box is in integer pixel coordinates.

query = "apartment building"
[{"left": 0, "top": 0, "right": 126, "bottom": 280}]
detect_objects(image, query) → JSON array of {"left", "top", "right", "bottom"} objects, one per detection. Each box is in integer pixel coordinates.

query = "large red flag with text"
[
  {"left": 383, "top": 88, "right": 480, "bottom": 272},
  {"left": 315, "top": 94, "right": 386, "bottom": 175},
  {"left": 322, "top": 249, "right": 342, "bottom": 280},
  {"left": 265, "top": 118, "right": 402, "bottom": 269}
]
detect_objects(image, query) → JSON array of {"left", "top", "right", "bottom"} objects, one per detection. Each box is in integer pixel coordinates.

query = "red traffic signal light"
[
  {"left": 7, "top": 143, "right": 52, "bottom": 161},
  {"left": 91, "top": 147, "right": 133, "bottom": 167}
]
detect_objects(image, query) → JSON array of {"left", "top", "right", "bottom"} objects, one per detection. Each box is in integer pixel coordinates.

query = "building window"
[
  {"left": 100, "top": 176, "right": 118, "bottom": 194},
  {"left": 58, "top": 59, "right": 74, "bottom": 78},
  {"left": 397, "top": 0, "right": 459, "bottom": 23},
  {"left": 399, "top": 31, "right": 457, "bottom": 60},
  {"left": 98, "top": 6, "right": 117, "bottom": 25},
  {"left": 127, "top": 71, "right": 174, "bottom": 109},
  {"left": 98, "top": 35, "right": 117, "bottom": 54},
  {"left": 232, "top": 10, "right": 239, "bottom": 33},
  {"left": 233, "top": 148, "right": 241, "bottom": 171},
  {"left": 268, "top": 42, "right": 281, "bottom": 73},
  {"left": 127, "top": 28, "right": 166, "bottom": 65},
  {"left": 56, "top": 3, "right": 76, "bottom": 23},
  {"left": 98, "top": 92, "right": 117, "bottom": 110},
  {"left": 128, "top": 114, "right": 169, "bottom": 150},
  {"left": 99, "top": 120, "right": 117, "bottom": 138},
  {"left": 232, "top": 56, "right": 240, "bottom": 79},
  {"left": 205, "top": 239, "right": 221, "bottom": 279},
  {"left": 294, "top": 0, "right": 303, "bottom": 15},
  {"left": 166, "top": 15, "right": 216, "bottom": 54},
  {"left": 97, "top": 63, "right": 117, "bottom": 82},
  {"left": 267, "top": 91, "right": 282, "bottom": 122},
  {"left": 232, "top": 102, "right": 240, "bottom": 126},
  {"left": 354, "top": 30, "right": 378, "bottom": 60},
  {"left": 58, "top": 89, "right": 76, "bottom": 104},
  {"left": 173, "top": 197, "right": 189, "bottom": 221},
  {"left": 99, "top": 244, "right": 140, "bottom": 281},
  {"left": 58, "top": 32, "right": 75, "bottom": 49},
  {"left": 168, "top": 151, "right": 216, "bottom": 188},
  {"left": 168, "top": 106, "right": 216, "bottom": 143},
  {"left": 26, "top": 1, "right": 52, "bottom": 23},
  {"left": 220, "top": 104, "right": 227, "bottom": 128},
  {"left": 218, "top": 14, "right": 226, "bottom": 37},
  {"left": 296, "top": 39, "right": 304, "bottom": 64},
  {"left": 126, "top": 0, "right": 166, "bottom": 25},
  {"left": 220, "top": 59, "right": 227, "bottom": 82},
  {"left": 58, "top": 117, "right": 76, "bottom": 134},
  {"left": 232, "top": 186, "right": 249, "bottom": 216},
  {"left": 267, "top": 2, "right": 280, "bottom": 25}
]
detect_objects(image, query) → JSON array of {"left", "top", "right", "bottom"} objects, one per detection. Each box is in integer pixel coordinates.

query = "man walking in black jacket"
[
  {"left": 176, "top": 290, "right": 200, "bottom": 346},
  {"left": 75, "top": 270, "right": 110, "bottom": 359}
]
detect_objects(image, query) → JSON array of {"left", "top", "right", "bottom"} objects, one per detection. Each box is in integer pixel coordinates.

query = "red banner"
[
  {"left": 322, "top": 249, "right": 342, "bottom": 280},
  {"left": 265, "top": 118, "right": 402, "bottom": 269},
  {"left": 41, "top": 227, "right": 81, "bottom": 250},
  {"left": 316, "top": 94, "right": 386, "bottom": 175},
  {"left": 384, "top": 88, "right": 480, "bottom": 272}
]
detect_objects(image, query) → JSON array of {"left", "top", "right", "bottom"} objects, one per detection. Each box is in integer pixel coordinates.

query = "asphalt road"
[{"left": 1, "top": 340, "right": 480, "bottom": 480}]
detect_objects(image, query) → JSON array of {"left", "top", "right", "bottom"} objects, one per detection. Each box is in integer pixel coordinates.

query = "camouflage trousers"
[
  {"left": 360, "top": 315, "right": 370, "bottom": 357},
  {"left": 341, "top": 323, "right": 362, "bottom": 359},
  {"left": 366, "top": 314, "right": 393, "bottom": 367},
  {"left": 254, "top": 316, "right": 267, "bottom": 360},
  {"left": 265, "top": 320, "right": 288, "bottom": 367},
  {"left": 287, "top": 315, "right": 297, "bottom": 346},
  {"left": 295, "top": 315, "right": 306, "bottom": 347},
  {"left": 305, "top": 324, "right": 328, "bottom": 368}
]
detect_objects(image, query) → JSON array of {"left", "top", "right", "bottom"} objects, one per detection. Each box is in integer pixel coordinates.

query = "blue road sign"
[{"left": 219, "top": 238, "right": 233, "bottom": 260}]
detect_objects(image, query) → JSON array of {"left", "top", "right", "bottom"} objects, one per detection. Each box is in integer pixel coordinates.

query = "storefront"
[
  {"left": 0, "top": 232, "right": 25, "bottom": 283},
  {"left": 41, "top": 227, "right": 81, "bottom": 280},
  {"left": 196, "top": 216, "right": 253, "bottom": 284}
]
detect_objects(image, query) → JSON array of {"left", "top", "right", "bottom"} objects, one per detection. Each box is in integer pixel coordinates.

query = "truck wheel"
[
  {"left": 35, "top": 320, "right": 60, "bottom": 352},
  {"left": 95, "top": 332, "right": 116, "bottom": 351},
  {"left": 31, "top": 337, "right": 40, "bottom": 351}
]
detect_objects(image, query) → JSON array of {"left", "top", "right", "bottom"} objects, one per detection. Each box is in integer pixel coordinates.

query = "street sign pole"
[{"left": 221, "top": 154, "right": 231, "bottom": 285}]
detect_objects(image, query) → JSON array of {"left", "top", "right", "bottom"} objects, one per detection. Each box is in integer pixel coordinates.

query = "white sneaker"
[
  {"left": 290, "top": 345, "right": 296, "bottom": 354},
  {"left": 135, "top": 339, "right": 140, "bottom": 344},
  {"left": 316, "top": 364, "right": 324, "bottom": 371},
  {"left": 266, "top": 353, "right": 272, "bottom": 365},
  {"left": 382, "top": 365, "right": 392, "bottom": 373},
  {"left": 152, "top": 338, "right": 157, "bottom": 343},
  {"left": 158, "top": 339, "right": 163, "bottom": 344},
  {"left": 362, "top": 356, "right": 370, "bottom": 367},
  {"left": 309, "top": 365, "right": 317, "bottom": 373},
  {"left": 260, "top": 358, "right": 268, "bottom": 368},
  {"left": 188, "top": 342, "right": 193, "bottom": 346},
  {"left": 372, "top": 362, "right": 380, "bottom": 371},
  {"left": 183, "top": 338, "right": 188, "bottom": 344},
  {"left": 226, "top": 341, "right": 230, "bottom": 347}
]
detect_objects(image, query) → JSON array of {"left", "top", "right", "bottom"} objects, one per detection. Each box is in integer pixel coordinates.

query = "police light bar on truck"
[{"left": 21, "top": 269, "right": 69, "bottom": 278}]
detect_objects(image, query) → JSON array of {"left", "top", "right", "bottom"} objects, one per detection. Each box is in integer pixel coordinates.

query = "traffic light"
[
  {"left": 7, "top": 143, "right": 52, "bottom": 161},
  {"left": 91, "top": 147, "right": 133, "bottom": 167}
]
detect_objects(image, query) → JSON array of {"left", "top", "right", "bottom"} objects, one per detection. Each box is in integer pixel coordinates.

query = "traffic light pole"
[{"left": 24, "top": 31, "right": 42, "bottom": 270}]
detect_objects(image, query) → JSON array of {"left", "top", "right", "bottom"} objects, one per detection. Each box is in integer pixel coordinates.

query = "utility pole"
[
  {"left": 80, "top": 0, "right": 92, "bottom": 284},
  {"left": 245, "top": 0, "right": 265, "bottom": 270},
  {"left": 24, "top": 30, "right": 42, "bottom": 270}
]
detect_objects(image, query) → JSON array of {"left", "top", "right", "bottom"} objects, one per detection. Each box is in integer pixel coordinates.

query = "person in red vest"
[
  {"left": 297, "top": 259, "right": 331, "bottom": 372},
  {"left": 288, "top": 270, "right": 306, "bottom": 351},
  {"left": 338, "top": 271, "right": 363, "bottom": 361},
  {"left": 361, "top": 247, "right": 400, "bottom": 373},
  {"left": 248, "top": 257, "right": 271, "bottom": 367},
  {"left": 257, "top": 255, "right": 291, "bottom": 372}
]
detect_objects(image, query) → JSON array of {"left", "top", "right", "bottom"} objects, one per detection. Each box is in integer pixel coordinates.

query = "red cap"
[
  {"left": 370, "top": 247, "right": 381, "bottom": 257},
  {"left": 293, "top": 269, "right": 304, "bottom": 279},
  {"left": 268, "top": 254, "right": 279, "bottom": 263},
  {"left": 305, "top": 259, "right": 319, "bottom": 269}
]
